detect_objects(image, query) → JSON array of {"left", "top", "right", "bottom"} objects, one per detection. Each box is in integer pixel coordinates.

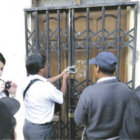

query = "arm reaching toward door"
[
  {"left": 61, "top": 71, "right": 70, "bottom": 97},
  {"left": 47, "top": 69, "right": 68, "bottom": 84}
]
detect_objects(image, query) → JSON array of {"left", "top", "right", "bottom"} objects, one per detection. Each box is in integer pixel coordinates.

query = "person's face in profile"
[
  {"left": 0, "top": 61, "right": 4, "bottom": 77},
  {"left": 40, "top": 66, "right": 47, "bottom": 77}
]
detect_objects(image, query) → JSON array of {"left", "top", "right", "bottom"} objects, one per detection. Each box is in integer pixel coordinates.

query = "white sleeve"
[{"left": 44, "top": 82, "right": 63, "bottom": 104}]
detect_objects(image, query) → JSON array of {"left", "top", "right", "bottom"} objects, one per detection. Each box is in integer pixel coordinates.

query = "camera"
[
  {"left": 5, "top": 82, "right": 11, "bottom": 90},
  {"left": 0, "top": 79, "right": 11, "bottom": 90},
  {"left": 67, "top": 65, "right": 76, "bottom": 74}
]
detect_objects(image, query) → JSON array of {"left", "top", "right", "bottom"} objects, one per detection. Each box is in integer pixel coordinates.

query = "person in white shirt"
[
  {"left": 0, "top": 53, "right": 17, "bottom": 98},
  {"left": 23, "top": 53, "right": 69, "bottom": 140}
]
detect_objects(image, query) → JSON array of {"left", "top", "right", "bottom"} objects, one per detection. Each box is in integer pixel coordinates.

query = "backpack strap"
[
  {"left": 23, "top": 79, "right": 41, "bottom": 99},
  {"left": 23, "top": 78, "right": 61, "bottom": 113}
]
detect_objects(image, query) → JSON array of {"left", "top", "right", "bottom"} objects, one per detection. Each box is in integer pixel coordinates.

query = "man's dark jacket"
[{"left": 74, "top": 79, "right": 132, "bottom": 139}]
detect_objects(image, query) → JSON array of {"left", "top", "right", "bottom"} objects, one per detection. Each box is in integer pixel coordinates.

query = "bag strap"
[
  {"left": 4, "top": 90, "right": 9, "bottom": 97},
  {"left": 23, "top": 79, "right": 41, "bottom": 99}
]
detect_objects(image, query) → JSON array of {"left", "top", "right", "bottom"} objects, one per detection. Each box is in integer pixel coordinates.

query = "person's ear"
[
  {"left": 38, "top": 69, "right": 42, "bottom": 75},
  {"left": 96, "top": 66, "right": 100, "bottom": 73}
]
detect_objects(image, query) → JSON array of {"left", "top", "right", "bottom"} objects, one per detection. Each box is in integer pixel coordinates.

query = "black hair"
[
  {"left": 26, "top": 53, "right": 46, "bottom": 75},
  {"left": 0, "top": 53, "right": 6, "bottom": 65},
  {"left": 95, "top": 65, "right": 115, "bottom": 75},
  {"left": 99, "top": 66, "right": 115, "bottom": 75}
]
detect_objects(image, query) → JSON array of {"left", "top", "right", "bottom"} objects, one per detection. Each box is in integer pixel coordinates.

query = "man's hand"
[
  {"left": 63, "top": 71, "right": 70, "bottom": 80},
  {"left": 60, "top": 69, "right": 69, "bottom": 76},
  {"left": 47, "top": 68, "right": 69, "bottom": 83}
]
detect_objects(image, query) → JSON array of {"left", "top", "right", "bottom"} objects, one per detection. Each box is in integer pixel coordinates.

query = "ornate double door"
[{"left": 25, "top": 2, "right": 138, "bottom": 139}]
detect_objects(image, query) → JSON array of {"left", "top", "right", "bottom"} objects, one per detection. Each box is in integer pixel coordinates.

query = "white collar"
[
  {"left": 28, "top": 74, "right": 47, "bottom": 82},
  {"left": 97, "top": 76, "right": 116, "bottom": 83}
]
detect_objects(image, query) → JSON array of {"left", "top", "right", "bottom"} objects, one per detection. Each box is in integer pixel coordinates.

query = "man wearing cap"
[
  {"left": 22, "top": 53, "right": 69, "bottom": 140},
  {"left": 74, "top": 52, "right": 132, "bottom": 139},
  {"left": 0, "top": 97, "right": 20, "bottom": 140}
]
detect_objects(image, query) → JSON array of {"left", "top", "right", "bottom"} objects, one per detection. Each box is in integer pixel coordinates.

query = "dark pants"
[{"left": 23, "top": 120, "right": 55, "bottom": 140}]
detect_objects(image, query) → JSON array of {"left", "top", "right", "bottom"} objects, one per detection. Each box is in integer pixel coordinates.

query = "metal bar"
[
  {"left": 46, "top": 11, "right": 50, "bottom": 77},
  {"left": 69, "top": 9, "right": 72, "bottom": 66},
  {"left": 35, "top": 11, "right": 39, "bottom": 52},
  {"left": 121, "top": 28, "right": 135, "bottom": 39},
  {"left": 72, "top": 8, "right": 75, "bottom": 65},
  {"left": 24, "top": 1, "right": 138, "bottom": 12},
  {"left": 116, "top": 6, "right": 121, "bottom": 79},
  {"left": 71, "top": 8, "right": 75, "bottom": 139},
  {"left": 24, "top": 11, "right": 28, "bottom": 57},
  {"left": 65, "top": 11, "right": 69, "bottom": 140},
  {"left": 75, "top": 30, "right": 86, "bottom": 39},
  {"left": 65, "top": 12, "right": 68, "bottom": 50},
  {"left": 70, "top": 8, "right": 75, "bottom": 139},
  {"left": 68, "top": 9, "right": 72, "bottom": 139},
  {"left": 32, "top": 0, "right": 34, "bottom": 7},
  {"left": 68, "top": 8, "right": 75, "bottom": 140},
  {"left": 50, "top": 28, "right": 58, "bottom": 38},
  {"left": 86, "top": 7, "right": 90, "bottom": 86},
  {"left": 102, "top": 6, "right": 105, "bottom": 51},
  {"left": 28, "top": 29, "right": 36, "bottom": 40},
  {"left": 132, "top": 4, "right": 138, "bottom": 90},
  {"left": 57, "top": 10, "right": 61, "bottom": 75},
  {"left": 57, "top": 9, "right": 62, "bottom": 140}
]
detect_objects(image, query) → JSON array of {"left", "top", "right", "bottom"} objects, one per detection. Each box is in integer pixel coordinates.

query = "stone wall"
[{"left": 33, "top": 0, "right": 129, "bottom": 7}]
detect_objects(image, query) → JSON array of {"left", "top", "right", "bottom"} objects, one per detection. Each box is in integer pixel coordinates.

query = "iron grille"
[{"left": 24, "top": 1, "right": 138, "bottom": 139}]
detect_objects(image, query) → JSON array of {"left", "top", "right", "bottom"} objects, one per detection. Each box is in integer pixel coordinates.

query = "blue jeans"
[{"left": 23, "top": 120, "right": 55, "bottom": 140}]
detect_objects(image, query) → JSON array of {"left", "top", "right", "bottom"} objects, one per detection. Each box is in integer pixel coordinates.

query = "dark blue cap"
[{"left": 89, "top": 52, "right": 117, "bottom": 70}]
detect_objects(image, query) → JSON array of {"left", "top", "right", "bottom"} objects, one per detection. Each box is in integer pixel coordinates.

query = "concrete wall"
[
  {"left": 36, "top": 0, "right": 129, "bottom": 7},
  {"left": 132, "top": 0, "right": 140, "bottom": 87},
  {"left": 126, "top": 0, "right": 140, "bottom": 88},
  {"left": 0, "top": 1, "right": 31, "bottom": 140}
]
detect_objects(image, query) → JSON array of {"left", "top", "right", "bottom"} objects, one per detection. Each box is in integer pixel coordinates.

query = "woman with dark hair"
[
  {"left": 0, "top": 53, "right": 6, "bottom": 93},
  {"left": 0, "top": 52, "right": 17, "bottom": 98}
]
